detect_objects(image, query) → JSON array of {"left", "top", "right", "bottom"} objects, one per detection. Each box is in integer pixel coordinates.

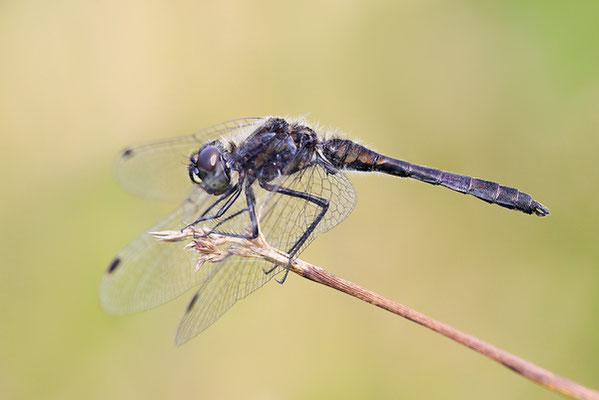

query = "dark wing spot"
[
  {"left": 107, "top": 257, "right": 121, "bottom": 274},
  {"left": 186, "top": 292, "right": 199, "bottom": 313},
  {"left": 121, "top": 148, "right": 134, "bottom": 158}
]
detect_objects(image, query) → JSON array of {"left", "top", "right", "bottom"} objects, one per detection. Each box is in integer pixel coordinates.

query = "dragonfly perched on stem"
[{"left": 101, "top": 116, "right": 549, "bottom": 344}]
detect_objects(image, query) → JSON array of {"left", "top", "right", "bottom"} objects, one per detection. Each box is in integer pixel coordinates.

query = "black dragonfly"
[{"left": 101, "top": 117, "right": 549, "bottom": 344}]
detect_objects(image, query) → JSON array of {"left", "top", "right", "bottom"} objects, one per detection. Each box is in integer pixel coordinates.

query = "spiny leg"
[
  {"left": 244, "top": 183, "right": 260, "bottom": 239},
  {"left": 262, "top": 263, "right": 280, "bottom": 275},
  {"left": 199, "top": 182, "right": 260, "bottom": 240},
  {"left": 182, "top": 183, "right": 241, "bottom": 232},
  {"left": 197, "top": 207, "right": 248, "bottom": 237},
  {"left": 260, "top": 182, "right": 329, "bottom": 283}
]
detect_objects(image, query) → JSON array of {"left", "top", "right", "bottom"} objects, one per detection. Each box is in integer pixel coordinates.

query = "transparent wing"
[
  {"left": 106, "top": 119, "right": 358, "bottom": 343},
  {"left": 174, "top": 257, "right": 281, "bottom": 345},
  {"left": 100, "top": 181, "right": 284, "bottom": 325},
  {"left": 258, "top": 162, "right": 357, "bottom": 255},
  {"left": 100, "top": 187, "right": 215, "bottom": 314},
  {"left": 115, "top": 118, "right": 263, "bottom": 201},
  {"left": 174, "top": 163, "right": 356, "bottom": 344}
]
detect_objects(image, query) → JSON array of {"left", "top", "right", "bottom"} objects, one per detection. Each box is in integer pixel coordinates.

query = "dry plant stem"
[
  {"left": 290, "top": 261, "right": 599, "bottom": 400},
  {"left": 152, "top": 227, "right": 599, "bottom": 400}
]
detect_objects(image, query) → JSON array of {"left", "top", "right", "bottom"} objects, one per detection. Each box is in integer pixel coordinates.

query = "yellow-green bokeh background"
[{"left": 2, "top": 1, "right": 598, "bottom": 399}]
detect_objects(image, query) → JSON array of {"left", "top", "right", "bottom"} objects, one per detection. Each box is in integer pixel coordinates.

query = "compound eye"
[{"left": 197, "top": 146, "right": 221, "bottom": 175}]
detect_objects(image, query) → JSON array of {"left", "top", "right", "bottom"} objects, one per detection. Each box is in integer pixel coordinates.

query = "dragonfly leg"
[
  {"left": 262, "top": 264, "right": 279, "bottom": 275},
  {"left": 182, "top": 183, "right": 241, "bottom": 232},
  {"left": 275, "top": 268, "right": 291, "bottom": 285},
  {"left": 197, "top": 207, "right": 248, "bottom": 237},
  {"left": 198, "top": 182, "right": 260, "bottom": 240},
  {"left": 260, "top": 182, "right": 329, "bottom": 284}
]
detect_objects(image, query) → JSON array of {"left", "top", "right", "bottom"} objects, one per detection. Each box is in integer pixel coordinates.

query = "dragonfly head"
[{"left": 189, "top": 142, "right": 232, "bottom": 195}]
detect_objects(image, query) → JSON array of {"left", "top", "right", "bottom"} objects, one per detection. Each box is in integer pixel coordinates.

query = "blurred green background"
[{"left": 2, "top": 1, "right": 598, "bottom": 399}]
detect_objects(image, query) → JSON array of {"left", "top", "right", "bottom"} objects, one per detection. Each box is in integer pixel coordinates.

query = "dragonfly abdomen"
[
  {"left": 322, "top": 138, "right": 382, "bottom": 172},
  {"left": 322, "top": 138, "right": 549, "bottom": 216}
]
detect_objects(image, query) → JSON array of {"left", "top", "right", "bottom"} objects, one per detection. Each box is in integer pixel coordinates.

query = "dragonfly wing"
[
  {"left": 173, "top": 164, "right": 356, "bottom": 344},
  {"left": 106, "top": 121, "right": 357, "bottom": 343},
  {"left": 175, "top": 258, "right": 282, "bottom": 345},
  {"left": 100, "top": 187, "right": 216, "bottom": 314},
  {"left": 115, "top": 118, "right": 263, "bottom": 201},
  {"left": 101, "top": 179, "right": 284, "bottom": 342},
  {"left": 258, "top": 162, "right": 357, "bottom": 256}
]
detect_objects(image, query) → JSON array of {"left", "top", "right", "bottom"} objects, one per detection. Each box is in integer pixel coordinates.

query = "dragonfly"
[{"left": 101, "top": 116, "right": 549, "bottom": 344}]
